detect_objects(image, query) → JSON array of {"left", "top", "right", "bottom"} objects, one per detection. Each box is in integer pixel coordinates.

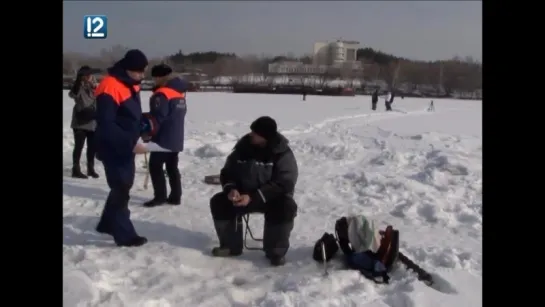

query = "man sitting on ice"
[{"left": 209, "top": 116, "right": 299, "bottom": 266}]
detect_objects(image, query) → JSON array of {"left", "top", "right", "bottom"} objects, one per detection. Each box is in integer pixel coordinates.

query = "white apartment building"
[
  {"left": 267, "top": 39, "right": 362, "bottom": 75},
  {"left": 313, "top": 39, "right": 360, "bottom": 66}
]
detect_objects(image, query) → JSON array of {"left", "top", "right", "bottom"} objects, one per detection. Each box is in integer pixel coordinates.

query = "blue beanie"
[{"left": 119, "top": 49, "right": 148, "bottom": 72}]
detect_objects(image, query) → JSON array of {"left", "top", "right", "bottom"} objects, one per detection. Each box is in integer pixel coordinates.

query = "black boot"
[
  {"left": 167, "top": 196, "right": 181, "bottom": 205},
  {"left": 143, "top": 198, "right": 167, "bottom": 208},
  {"left": 211, "top": 217, "right": 243, "bottom": 257},
  {"left": 72, "top": 166, "right": 88, "bottom": 179},
  {"left": 95, "top": 223, "right": 112, "bottom": 236},
  {"left": 87, "top": 164, "right": 99, "bottom": 178},
  {"left": 263, "top": 222, "right": 294, "bottom": 266},
  {"left": 116, "top": 236, "right": 148, "bottom": 247}
]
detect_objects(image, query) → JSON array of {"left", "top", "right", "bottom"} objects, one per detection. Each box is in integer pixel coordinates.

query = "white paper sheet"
[{"left": 139, "top": 141, "right": 171, "bottom": 152}]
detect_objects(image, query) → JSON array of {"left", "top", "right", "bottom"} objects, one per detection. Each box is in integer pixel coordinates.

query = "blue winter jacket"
[
  {"left": 94, "top": 65, "right": 142, "bottom": 184},
  {"left": 144, "top": 77, "right": 187, "bottom": 152}
]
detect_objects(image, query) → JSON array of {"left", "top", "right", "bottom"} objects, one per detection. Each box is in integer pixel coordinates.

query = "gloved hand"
[{"left": 140, "top": 113, "right": 157, "bottom": 136}]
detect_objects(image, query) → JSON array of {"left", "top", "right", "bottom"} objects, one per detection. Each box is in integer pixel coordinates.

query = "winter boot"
[
  {"left": 211, "top": 217, "right": 243, "bottom": 257},
  {"left": 116, "top": 236, "right": 148, "bottom": 247},
  {"left": 72, "top": 166, "right": 88, "bottom": 179},
  {"left": 95, "top": 223, "right": 112, "bottom": 236},
  {"left": 167, "top": 196, "right": 181, "bottom": 205},
  {"left": 263, "top": 221, "right": 294, "bottom": 266},
  {"left": 87, "top": 164, "right": 99, "bottom": 178},
  {"left": 143, "top": 198, "right": 167, "bottom": 208}
]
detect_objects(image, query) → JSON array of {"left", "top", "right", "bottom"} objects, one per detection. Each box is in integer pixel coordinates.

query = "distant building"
[
  {"left": 313, "top": 39, "right": 360, "bottom": 66},
  {"left": 267, "top": 39, "right": 362, "bottom": 76}
]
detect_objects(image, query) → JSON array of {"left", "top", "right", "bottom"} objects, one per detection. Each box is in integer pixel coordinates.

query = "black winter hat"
[
  {"left": 151, "top": 64, "right": 173, "bottom": 77},
  {"left": 119, "top": 49, "right": 148, "bottom": 72},
  {"left": 76, "top": 65, "right": 100, "bottom": 77},
  {"left": 250, "top": 116, "right": 278, "bottom": 140}
]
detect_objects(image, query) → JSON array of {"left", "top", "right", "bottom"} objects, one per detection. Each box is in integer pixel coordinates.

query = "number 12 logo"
[{"left": 83, "top": 15, "right": 108, "bottom": 39}]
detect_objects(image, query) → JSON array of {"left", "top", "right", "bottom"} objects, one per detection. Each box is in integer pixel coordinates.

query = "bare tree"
[
  {"left": 63, "top": 52, "right": 83, "bottom": 74},
  {"left": 299, "top": 54, "right": 313, "bottom": 64},
  {"left": 99, "top": 44, "right": 130, "bottom": 66}
]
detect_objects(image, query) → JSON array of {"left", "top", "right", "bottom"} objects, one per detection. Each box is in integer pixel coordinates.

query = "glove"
[{"left": 140, "top": 113, "right": 158, "bottom": 136}]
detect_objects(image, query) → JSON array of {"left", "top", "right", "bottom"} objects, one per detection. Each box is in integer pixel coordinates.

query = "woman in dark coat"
[{"left": 69, "top": 66, "right": 99, "bottom": 179}]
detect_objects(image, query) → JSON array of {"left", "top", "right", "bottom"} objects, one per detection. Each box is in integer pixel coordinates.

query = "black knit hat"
[
  {"left": 250, "top": 116, "right": 278, "bottom": 140},
  {"left": 76, "top": 65, "right": 100, "bottom": 77},
  {"left": 119, "top": 49, "right": 148, "bottom": 72},
  {"left": 151, "top": 64, "right": 173, "bottom": 77}
]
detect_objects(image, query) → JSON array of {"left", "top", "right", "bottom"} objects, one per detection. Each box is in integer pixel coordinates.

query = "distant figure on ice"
[
  {"left": 371, "top": 89, "right": 379, "bottom": 110},
  {"left": 141, "top": 64, "right": 188, "bottom": 207},
  {"left": 389, "top": 92, "right": 396, "bottom": 107},
  {"left": 210, "top": 116, "right": 298, "bottom": 266},
  {"left": 427, "top": 100, "right": 435, "bottom": 112},
  {"left": 69, "top": 66, "right": 99, "bottom": 179},
  {"left": 384, "top": 91, "right": 392, "bottom": 111},
  {"left": 302, "top": 88, "right": 307, "bottom": 101},
  {"left": 94, "top": 49, "right": 149, "bottom": 247}
]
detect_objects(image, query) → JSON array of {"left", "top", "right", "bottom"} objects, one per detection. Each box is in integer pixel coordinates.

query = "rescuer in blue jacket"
[
  {"left": 94, "top": 49, "right": 149, "bottom": 247},
  {"left": 141, "top": 64, "right": 188, "bottom": 207}
]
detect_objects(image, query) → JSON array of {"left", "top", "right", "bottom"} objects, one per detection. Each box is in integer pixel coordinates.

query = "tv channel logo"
[{"left": 83, "top": 15, "right": 108, "bottom": 39}]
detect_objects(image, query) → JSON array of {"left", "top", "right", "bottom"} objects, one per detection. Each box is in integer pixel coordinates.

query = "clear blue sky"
[{"left": 63, "top": 1, "right": 482, "bottom": 62}]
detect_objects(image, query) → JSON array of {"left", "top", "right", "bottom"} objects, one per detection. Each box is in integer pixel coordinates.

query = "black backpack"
[{"left": 312, "top": 216, "right": 400, "bottom": 284}]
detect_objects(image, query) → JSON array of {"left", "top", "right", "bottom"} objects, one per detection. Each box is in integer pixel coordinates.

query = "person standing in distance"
[
  {"left": 371, "top": 88, "right": 379, "bottom": 111},
  {"left": 384, "top": 91, "right": 392, "bottom": 111},
  {"left": 141, "top": 64, "right": 188, "bottom": 207},
  {"left": 94, "top": 49, "right": 149, "bottom": 247},
  {"left": 69, "top": 65, "right": 100, "bottom": 179}
]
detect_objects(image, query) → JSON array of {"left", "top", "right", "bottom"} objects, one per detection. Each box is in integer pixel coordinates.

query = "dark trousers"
[
  {"left": 372, "top": 101, "right": 377, "bottom": 110},
  {"left": 210, "top": 192, "right": 297, "bottom": 257},
  {"left": 97, "top": 158, "right": 139, "bottom": 244},
  {"left": 385, "top": 101, "right": 392, "bottom": 111},
  {"left": 149, "top": 152, "right": 182, "bottom": 201},
  {"left": 72, "top": 129, "right": 96, "bottom": 170}
]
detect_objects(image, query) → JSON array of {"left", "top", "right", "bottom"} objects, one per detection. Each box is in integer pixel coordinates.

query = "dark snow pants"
[
  {"left": 96, "top": 156, "right": 139, "bottom": 245},
  {"left": 210, "top": 191, "right": 297, "bottom": 258},
  {"left": 148, "top": 152, "right": 181, "bottom": 201},
  {"left": 385, "top": 101, "right": 392, "bottom": 111},
  {"left": 72, "top": 129, "right": 96, "bottom": 170}
]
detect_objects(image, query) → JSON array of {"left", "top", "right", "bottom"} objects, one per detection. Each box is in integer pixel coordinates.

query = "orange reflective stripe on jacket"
[
  {"left": 155, "top": 87, "right": 185, "bottom": 100},
  {"left": 94, "top": 76, "right": 141, "bottom": 105}
]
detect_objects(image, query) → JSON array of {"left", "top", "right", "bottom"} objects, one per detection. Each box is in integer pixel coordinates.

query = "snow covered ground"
[{"left": 63, "top": 91, "right": 482, "bottom": 307}]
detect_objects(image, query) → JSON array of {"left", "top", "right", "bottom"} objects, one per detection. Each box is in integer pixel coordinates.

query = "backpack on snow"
[{"left": 312, "top": 215, "right": 400, "bottom": 284}]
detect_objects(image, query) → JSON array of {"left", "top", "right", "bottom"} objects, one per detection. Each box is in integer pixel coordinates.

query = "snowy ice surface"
[{"left": 63, "top": 91, "right": 482, "bottom": 307}]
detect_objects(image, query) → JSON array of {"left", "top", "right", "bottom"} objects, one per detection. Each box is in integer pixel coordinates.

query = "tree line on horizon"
[{"left": 63, "top": 45, "right": 481, "bottom": 92}]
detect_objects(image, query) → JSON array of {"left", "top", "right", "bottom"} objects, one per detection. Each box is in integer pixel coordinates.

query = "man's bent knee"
[
  {"left": 265, "top": 196, "right": 297, "bottom": 224},
  {"left": 210, "top": 192, "right": 235, "bottom": 220}
]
